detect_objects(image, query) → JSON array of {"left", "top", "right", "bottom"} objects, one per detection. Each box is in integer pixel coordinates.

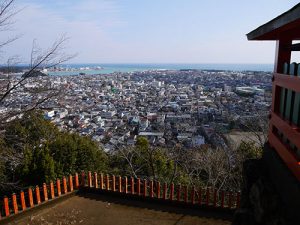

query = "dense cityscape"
[{"left": 0, "top": 69, "right": 272, "bottom": 152}]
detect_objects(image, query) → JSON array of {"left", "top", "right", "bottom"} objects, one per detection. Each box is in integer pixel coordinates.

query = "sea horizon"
[{"left": 47, "top": 63, "right": 273, "bottom": 76}]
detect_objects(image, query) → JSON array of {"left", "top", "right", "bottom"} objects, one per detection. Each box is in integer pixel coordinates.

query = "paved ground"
[{"left": 7, "top": 193, "right": 231, "bottom": 225}]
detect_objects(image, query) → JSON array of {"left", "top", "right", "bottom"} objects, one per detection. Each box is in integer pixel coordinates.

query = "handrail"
[{"left": 0, "top": 172, "right": 240, "bottom": 221}]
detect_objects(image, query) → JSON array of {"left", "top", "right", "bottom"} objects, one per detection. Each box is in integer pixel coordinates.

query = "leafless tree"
[
  {"left": 241, "top": 110, "right": 269, "bottom": 149},
  {"left": 0, "top": 0, "right": 75, "bottom": 190},
  {"left": 0, "top": 0, "right": 76, "bottom": 128}
]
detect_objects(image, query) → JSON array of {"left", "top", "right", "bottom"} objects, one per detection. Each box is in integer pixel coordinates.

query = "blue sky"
[{"left": 1, "top": 0, "right": 300, "bottom": 64}]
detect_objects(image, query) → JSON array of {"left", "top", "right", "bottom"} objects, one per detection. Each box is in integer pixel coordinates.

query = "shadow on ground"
[{"left": 77, "top": 191, "right": 233, "bottom": 222}]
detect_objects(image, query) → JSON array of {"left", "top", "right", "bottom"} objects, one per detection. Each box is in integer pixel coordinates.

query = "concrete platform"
[{"left": 5, "top": 193, "right": 232, "bottom": 225}]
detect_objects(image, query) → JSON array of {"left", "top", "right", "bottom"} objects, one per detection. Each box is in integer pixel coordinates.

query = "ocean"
[{"left": 48, "top": 63, "right": 273, "bottom": 76}]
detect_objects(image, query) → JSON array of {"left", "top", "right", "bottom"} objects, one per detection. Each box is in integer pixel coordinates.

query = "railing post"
[
  {"left": 206, "top": 188, "right": 210, "bottom": 206},
  {"left": 191, "top": 186, "right": 195, "bottom": 204},
  {"left": 12, "top": 193, "right": 18, "bottom": 214},
  {"left": 157, "top": 182, "right": 161, "bottom": 198},
  {"left": 106, "top": 174, "right": 110, "bottom": 191},
  {"left": 170, "top": 183, "right": 174, "bottom": 201},
  {"left": 28, "top": 188, "right": 34, "bottom": 207},
  {"left": 221, "top": 190, "right": 225, "bottom": 208},
  {"left": 150, "top": 180, "right": 154, "bottom": 198},
  {"left": 75, "top": 173, "right": 79, "bottom": 189},
  {"left": 88, "top": 171, "right": 92, "bottom": 188},
  {"left": 81, "top": 171, "right": 85, "bottom": 187},
  {"left": 198, "top": 188, "right": 202, "bottom": 205},
  {"left": 118, "top": 176, "right": 122, "bottom": 193},
  {"left": 143, "top": 179, "right": 147, "bottom": 197},
  {"left": 94, "top": 172, "right": 98, "bottom": 189},
  {"left": 112, "top": 175, "right": 116, "bottom": 192},
  {"left": 184, "top": 186, "right": 188, "bottom": 203},
  {"left": 63, "top": 177, "right": 68, "bottom": 194},
  {"left": 69, "top": 175, "right": 74, "bottom": 191},
  {"left": 35, "top": 186, "right": 41, "bottom": 204},
  {"left": 43, "top": 183, "right": 48, "bottom": 201},
  {"left": 100, "top": 173, "right": 104, "bottom": 189},
  {"left": 131, "top": 177, "right": 134, "bottom": 194},
  {"left": 56, "top": 179, "right": 61, "bottom": 197},
  {"left": 228, "top": 191, "right": 233, "bottom": 209},
  {"left": 20, "top": 191, "right": 26, "bottom": 211},
  {"left": 50, "top": 181, "right": 55, "bottom": 199},
  {"left": 177, "top": 184, "right": 181, "bottom": 201},
  {"left": 213, "top": 189, "right": 218, "bottom": 207},
  {"left": 3, "top": 196, "right": 10, "bottom": 217},
  {"left": 163, "top": 183, "right": 167, "bottom": 200},
  {"left": 137, "top": 178, "right": 141, "bottom": 195},
  {"left": 125, "top": 177, "right": 128, "bottom": 194},
  {"left": 236, "top": 192, "right": 241, "bottom": 208}
]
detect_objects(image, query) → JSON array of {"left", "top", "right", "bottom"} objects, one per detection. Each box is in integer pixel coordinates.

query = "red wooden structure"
[{"left": 247, "top": 3, "right": 300, "bottom": 181}]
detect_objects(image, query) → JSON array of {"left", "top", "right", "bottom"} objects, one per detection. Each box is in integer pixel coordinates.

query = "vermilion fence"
[{"left": 0, "top": 172, "right": 240, "bottom": 220}]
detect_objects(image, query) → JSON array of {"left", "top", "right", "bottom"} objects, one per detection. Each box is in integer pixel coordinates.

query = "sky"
[{"left": 1, "top": 0, "right": 300, "bottom": 64}]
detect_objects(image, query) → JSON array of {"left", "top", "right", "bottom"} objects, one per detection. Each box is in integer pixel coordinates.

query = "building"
[{"left": 235, "top": 4, "right": 300, "bottom": 225}]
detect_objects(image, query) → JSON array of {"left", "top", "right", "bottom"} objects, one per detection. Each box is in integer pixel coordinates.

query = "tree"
[
  {"left": 1, "top": 111, "right": 108, "bottom": 187},
  {"left": 111, "top": 137, "right": 187, "bottom": 184},
  {"left": 0, "top": 0, "right": 76, "bottom": 128},
  {"left": 0, "top": 0, "right": 75, "bottom": 189}
]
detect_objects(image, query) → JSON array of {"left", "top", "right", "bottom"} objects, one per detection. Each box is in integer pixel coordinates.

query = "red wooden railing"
[
  {"left": 0, "top": 172, "right": 240, "bottom": 220},
  {"left": 269, "top": 66, "right": 300, "bottom": 181}
]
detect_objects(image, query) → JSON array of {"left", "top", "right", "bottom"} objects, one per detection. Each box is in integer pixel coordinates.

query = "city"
[{"left": 0, "top": 69, "right": 271, "bottom": 152}]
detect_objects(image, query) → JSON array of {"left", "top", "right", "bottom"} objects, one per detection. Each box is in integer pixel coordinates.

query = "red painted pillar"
[
  {"left": 94, "top": 172, "right": 98, "bottom": 189},
  {"left": 177, "top": 184, "right": 181, "bottom": 201},
  {"left": 100, "top": 173, "right": 104, "bottom": 189},
  {"left": 206, "top": 188, "right": 210, "bottom": 206},
  {"left": 28, "top": 188, "right": 34, "bottom": 207},
  {"left": 213, "top": 189, "right": 217, "bottom": 207},
  {"left": 81, "top": 171, "right": 85, "bottom": 187},
  {"left": 125, "top": 177, "right": 128, "bottom": 194},
  {"left": 157, "top": 182, "right": 161, "bottom": 198},
  {"left": 143, "top": 179, "right": 147, "bottom": 197},
  {"left": 112, "top": 175, "right": 116, "bottom": 192},
  {"left": 221, "top": 191, "right": 225, "bottom": 208},
  {"left": 137, "top": 178, "right": 141, "bottom": 195},
  {"left": 170, "top": 183, "right": 174, "bottom": 200},
  {"left": 106, "top": 174, "right": 110, "bottom": 191},
  {"left": 191, "top": 186, "right": 195, "bottom": 204},
  {"left": 3, "top": 196, "right": 10, "bottom": 217},
  {"left": 56, "top": 179, "right": 61, "bottom": 196},
  {"left": 20, "top": 191, "right": 26, "bottom": 211},
  {"left": 63, "top": 177, "right": 68, "bottom": 194},
  {"left": 198, "top": 188, "right": 202, "bottom": 205},
  {"left": 118, "top": 176, "right": 122, "bottom": 193},
  {"left": 69, "top": 175, "right": 74, "bottom": 191},
  {"left": 43, "top": 183, "right": 48, "bottom": 201},
  {"left": 236, "top": 192, "right": 241, "bottom": 208},
  {"left": 228, "top": 192, "right": 233, "bottom": 209},
  {"left": 35, "top": 186, "right": 41, "bottom": 204},
  {"left": 163, "top": 183, "right": 167, "bottom": 200},
  {"left": 150, "top": 180, "right": 154, "bottom": 198},
  {"left": 88, "top": 171, "right": 92, "bottom": 188},
  {"left": 184, "top": 186, "right": 188, "bottom": 203},
  {"left": 75, "top": 173, "right": 79, "bottom": 189},
  {"left": 12, "top": 193, "right": 18, "bottom": 214},
  {"left": 50, "top": 181, "right": 55, "bottom": 199},
  {"left": 131, "top": 177, "right": 134, "bottom": 194}
]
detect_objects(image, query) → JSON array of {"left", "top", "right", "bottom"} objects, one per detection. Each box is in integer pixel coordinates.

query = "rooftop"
[{"left": 247, "top": 3, "right": 300, "bottom": 40}]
